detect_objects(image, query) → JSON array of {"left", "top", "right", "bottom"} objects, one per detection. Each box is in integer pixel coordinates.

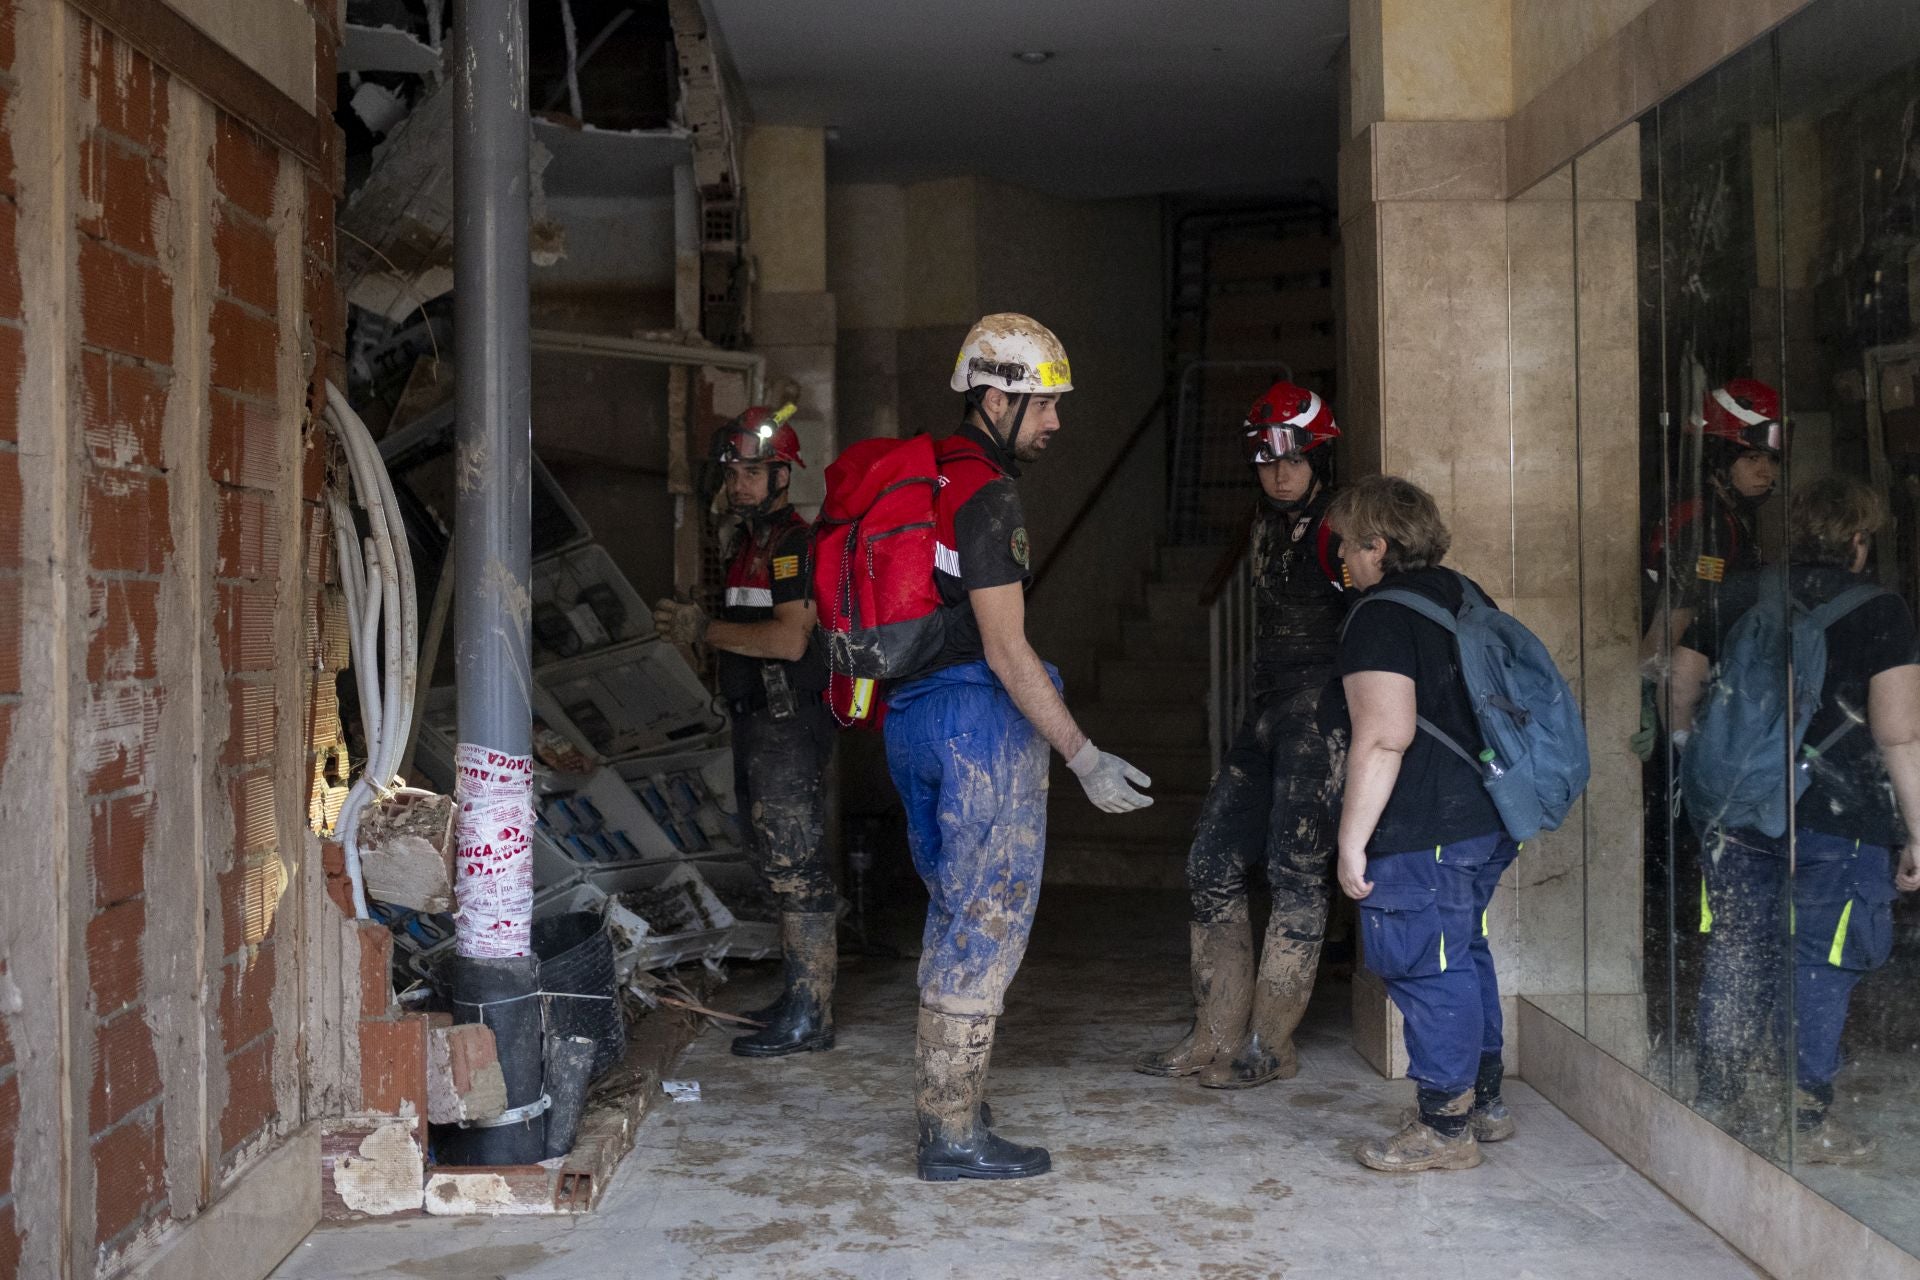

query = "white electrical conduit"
[{"left": 325, "top": 382, "right": 420, "bottom": 919}]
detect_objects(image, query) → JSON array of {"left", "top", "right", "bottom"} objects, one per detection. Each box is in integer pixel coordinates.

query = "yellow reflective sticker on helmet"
[{"left": 1036, "top": 359, "right": 1071, "bottom": 388}]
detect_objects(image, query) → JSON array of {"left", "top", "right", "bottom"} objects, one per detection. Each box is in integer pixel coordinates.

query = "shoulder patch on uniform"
[
  {"left": 1010, "top": 528, "right": 1030, "bottom": 569},
  {"left": 1695, "top": 554, "right": 1726, "bottom": 583},
  {"left": 772, "top": 554, "right": 801, "bottom": 581}
]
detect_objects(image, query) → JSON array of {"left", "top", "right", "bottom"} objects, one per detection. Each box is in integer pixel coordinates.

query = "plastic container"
[
  {"left": 532, "top": 638, "right": 721, "bottom": 764},
  {"left": 532, "top": 912, "right": 625, "bottom": 1080},
  {"left": 531, "top": 544, "right": 650, "bottom": 665}
]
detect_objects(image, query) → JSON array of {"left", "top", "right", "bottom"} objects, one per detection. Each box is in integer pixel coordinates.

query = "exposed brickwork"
[
  {"left": 360, "top": 1016, "right": 429, "bottom": 1117},
  {"left": 90, "top": 1106, "right": 165, "bottom": 1246},
  {"left": 89, "top": 1009, "right": 160, "bottom": 1131},
  {"left": 358, "top": 922, "right": 394, "bottom": 1019}
]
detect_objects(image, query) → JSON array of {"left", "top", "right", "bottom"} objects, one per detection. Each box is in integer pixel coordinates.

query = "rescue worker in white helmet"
[
  {"left": 1136, "top": 380, "right": 1353, "bottom": 1089},
  {"left": 653, "top": 406, "right": 839, "bottom": 1058},
  {"left": 887, "top": 313, "right": 1154, "bottom": 1181}
]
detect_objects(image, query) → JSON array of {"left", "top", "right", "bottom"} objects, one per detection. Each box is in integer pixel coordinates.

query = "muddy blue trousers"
[
  {"left": 885, "top": 660, "right": 1054, "bottom": 1017},
  {"left": 1696, "top": 828, "right": 1894, "bottom": 1103},
  {"left": 1358, "top": 831, "right": 1520, "bottom": 1096}
]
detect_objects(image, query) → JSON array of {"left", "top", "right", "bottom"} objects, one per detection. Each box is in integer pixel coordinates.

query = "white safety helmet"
[{"left": 950, "top": 313, "right": 1074, "bottom": 396}]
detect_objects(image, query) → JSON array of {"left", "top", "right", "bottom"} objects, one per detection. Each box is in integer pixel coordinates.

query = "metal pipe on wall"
[{"left": 446, "top": 0, "right": 545, "bottom": 1165}]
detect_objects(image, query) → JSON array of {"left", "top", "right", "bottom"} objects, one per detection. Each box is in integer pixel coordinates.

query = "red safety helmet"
[
  {"left": 1696, "top": 378, "right": 1783, "bottom": 455},
  {"left": 713, "top": 404, "right": 805, "bottom": 468},
  {"left": 1242, "top": 381, "right": 1339, "bottom": 463}
]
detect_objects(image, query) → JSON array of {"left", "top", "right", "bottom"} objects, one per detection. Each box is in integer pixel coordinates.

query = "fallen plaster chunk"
[
  {"left": 324, "top": 1118, "right": 424, "bottom": 1219},
  {"left": 424, "top": 1168, "right": 560, "bottom": 1216}
]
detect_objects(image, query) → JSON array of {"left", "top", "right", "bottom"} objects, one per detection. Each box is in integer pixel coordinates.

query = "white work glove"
[{"left": 1067, "top": 739, "right": 1153, "bottom": 814}]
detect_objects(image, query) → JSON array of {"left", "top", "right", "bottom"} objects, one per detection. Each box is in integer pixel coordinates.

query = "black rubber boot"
[
  {"left": 731, "top": 912, "right": 836, "bottom": 1058},
  {"left": 915, "top": 1008, "right": 1049, "bottom": 1182}
]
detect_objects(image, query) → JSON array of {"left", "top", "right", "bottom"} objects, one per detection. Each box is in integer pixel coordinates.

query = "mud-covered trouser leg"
[
  {"left": 1791, "top": 832, "right": 1894, "bottom": 1096},
  {"left": 885, "top": 675, "right": 1050, "bottom": 1016},
  {"left": 1358, "top": 833, "right": 1510, "bottom": 1097},
  {"left": 1694, "top": 831, "right": 1786, "bottom": 1106},
  {"left": 733, "top": 701, "right": 838, "bottom": 914},
  {"left": 1185, "top": 705, "right": 1277, "bottom": 924}
]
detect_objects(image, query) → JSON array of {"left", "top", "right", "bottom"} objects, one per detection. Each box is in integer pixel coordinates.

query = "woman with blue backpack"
[
  {"left": 1330, "top": 475, "right": 1590, "bottom": 1173},
  {"left": 1667, "top": 474, "right": 1920, "bottom": 1162}
]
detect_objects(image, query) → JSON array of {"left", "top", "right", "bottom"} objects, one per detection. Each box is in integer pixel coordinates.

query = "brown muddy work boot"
[
  {"left": 732, "top": 911, "right": 837, "bottom": 1057},
  {"left": 1135, "top": 917, "right": 1255, "bottom": 1078},
  {"left": 1471, "top": 1051, "right": 1516, "bottom": 1142},
  {"left": 1199, "top": 922, "right": 1319, "bottom": 1089},
  {"left": 915, "top": 1008, "right": 1049, "bottom": 1182},
  {"left": 1361, "top": 1090, "right": 1482, "bottom": 1172},
  {"left": 1795, "top": 1089, "right": 1875, "bottom": 1165}
]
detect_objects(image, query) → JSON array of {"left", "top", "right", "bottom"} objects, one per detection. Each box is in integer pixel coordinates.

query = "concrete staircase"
[{"left": 1047, "top": 544, "right": 1224, "bottom": 888}]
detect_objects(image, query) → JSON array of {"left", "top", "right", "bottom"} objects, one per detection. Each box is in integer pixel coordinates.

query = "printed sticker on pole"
[{"left": 453, "top": 743, "right": 535, "bottom": 958}]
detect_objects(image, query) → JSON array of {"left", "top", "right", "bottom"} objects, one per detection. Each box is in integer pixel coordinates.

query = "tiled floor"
[{"left": 275, "top": 889, "right": 1763, "bottom": 1279}]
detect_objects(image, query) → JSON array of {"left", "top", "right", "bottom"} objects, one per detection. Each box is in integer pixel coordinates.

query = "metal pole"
[{"left": 447, "top": 0, "right": 545, "bottom": 1165}]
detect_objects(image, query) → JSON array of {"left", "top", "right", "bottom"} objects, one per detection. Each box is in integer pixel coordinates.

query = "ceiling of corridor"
[{"left": 705, "top": 0, "right": 1349, "bottom": 200}]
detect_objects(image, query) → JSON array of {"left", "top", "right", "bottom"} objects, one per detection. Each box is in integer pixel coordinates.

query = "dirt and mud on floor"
[{"left": 274, "top": 888, "right": 1764, "bottom": 1280}]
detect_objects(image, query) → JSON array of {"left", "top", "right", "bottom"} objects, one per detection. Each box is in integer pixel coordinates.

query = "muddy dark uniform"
[
  {"left": 883, "top": 423, "right": 1052, "bottom": 1017},
  {"left": 1648, "top": 487, "right": 1761, "bottom": 642},
  {"left": 1189, "top": 496, "right": 1350, "bottom": 927},
  {"left": 720, "top": 507, "right": 835, "bottom": 914},
  {"left": 1681, "top": 567, "right": 1914, "bottom": 1126}
]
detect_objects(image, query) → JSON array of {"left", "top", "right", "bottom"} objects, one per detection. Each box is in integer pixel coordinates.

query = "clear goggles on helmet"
[
  {"left": 1243, "top": 424, "right": 1313, "bottom": 464},
  {"left": 1730, "top": 418, "right": 1783, "bottom": 454},
  {"left": 715, "top": 424, "right": 782, "bottom": 465}
]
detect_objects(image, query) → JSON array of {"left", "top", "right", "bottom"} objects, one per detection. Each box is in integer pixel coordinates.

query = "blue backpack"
[
  {"left": 1679, "top": 580, "right": 1885, "bottom": 838},
  {"left": 1345, "top": 572, "right": 1591, "bottom": 843}
]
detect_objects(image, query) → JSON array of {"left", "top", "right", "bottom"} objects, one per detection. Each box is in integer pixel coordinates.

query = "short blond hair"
[
  {"left": 1327, "top": 475, "right": 1451, "bottom": 572},
  {"left": 1790, "top": 475, "right": 1889, "bottom": 567}
]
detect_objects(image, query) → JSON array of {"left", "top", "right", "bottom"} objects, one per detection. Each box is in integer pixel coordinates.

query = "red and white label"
[{"left": 452, "top": 743, "right": 535, "bottom": 959}]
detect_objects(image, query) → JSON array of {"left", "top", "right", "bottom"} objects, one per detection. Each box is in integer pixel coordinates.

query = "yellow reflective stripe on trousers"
[
  {"left": 1438, "top": 931, "right": 1448, "bottom": 972},
  {"left": 1481, "top": 908, "right": 1489, "bottom": 937},
  {"left": 1699, "top": 876, "right": 1713, "bottom": 934},
  {"left": 1828, "top": 901, "right": 1854, "bottom": 967}
]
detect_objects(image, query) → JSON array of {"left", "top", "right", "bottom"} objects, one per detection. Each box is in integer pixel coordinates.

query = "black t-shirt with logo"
[
  {"left": 919, "top": 427, "right": 1031, "bottom": 675},
  {"left": 1681, "top": 565, "right": 1918, "bottom": 848},
  {"left": 1339, "top": 567, "right": 1505, "bottom": 856},
  {"left": 717, "top": 512, "right": 828, "bottom": 706}
]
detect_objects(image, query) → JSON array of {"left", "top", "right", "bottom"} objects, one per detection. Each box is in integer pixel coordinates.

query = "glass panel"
[
  {"left": 1592, "top": 35, "right": 1799, "bottom": 1157},
  {"left": 1775, "top": 0, "right": 1920, "bottom": 1248}
]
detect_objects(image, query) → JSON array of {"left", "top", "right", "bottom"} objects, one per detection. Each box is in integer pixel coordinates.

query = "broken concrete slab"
[
  {"left": 426, "top": 1022, "right": 508, "bottom": 1126},
  {"left": 341, "top": 23, "right": 440, "bottom": 77},
  {"left": 356, "top": 790, "right": 454, "bottom": 912}
]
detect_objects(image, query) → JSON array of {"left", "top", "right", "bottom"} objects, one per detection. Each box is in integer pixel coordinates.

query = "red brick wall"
[
  {"left": 0, "top": 1, "right": 388, "bottom": 1273},
  {"left": 74, "top": 24, "right": 179, "bottom": 1251}
]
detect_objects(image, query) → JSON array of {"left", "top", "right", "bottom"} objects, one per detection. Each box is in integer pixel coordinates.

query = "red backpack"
[{"left": 813, "top": 434, "right": 950, "bottom": 726}]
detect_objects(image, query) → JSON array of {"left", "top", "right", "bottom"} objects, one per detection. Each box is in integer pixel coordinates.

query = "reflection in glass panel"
[
  {"left": 1624, "top": 36, "right": 1796, "bottom": 1164},
  {"left": 1775, "top": 0, "right": 1920, "bottom": 1249}
]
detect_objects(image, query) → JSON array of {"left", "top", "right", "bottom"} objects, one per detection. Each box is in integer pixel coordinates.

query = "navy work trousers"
[{"left": 1358, "top": 831, "right": 1520, "bottom": 1095}]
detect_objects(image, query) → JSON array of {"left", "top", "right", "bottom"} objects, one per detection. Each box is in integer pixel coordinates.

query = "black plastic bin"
[{"left": 532, "top": 912, "right": 625, "bottom": 1079}]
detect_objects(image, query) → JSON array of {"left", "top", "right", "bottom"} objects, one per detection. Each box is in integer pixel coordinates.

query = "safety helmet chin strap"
[
  {"left": 969, "top": 389, "right": 1032, "bottom": 459},
  {"left": 734, "top": 462, "right": 792, "bottom": 522}
]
